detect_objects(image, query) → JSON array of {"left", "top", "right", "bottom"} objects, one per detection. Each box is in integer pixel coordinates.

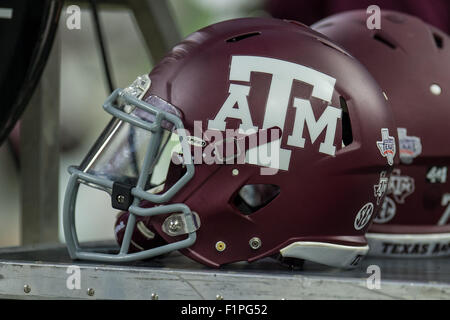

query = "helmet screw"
[
  {"left": 151, "top": 293, "right": 159, "bottom": 300},
  {"left": 87, "top": 288, "right": 95, "bottom": 296},
  {"left": 215, "top": 241, "right": 226, "bottom": 252},
  {"left": 232, "top": 169, "right": 239, "bottom": 176},
  {"left": 168, "top": 219, "right": 182, "bottom": 232},
  {"left": 23, "top": 285, "right": 31, "bottom": 294},
  {"left": 216, "top": 294, "right": 224, "bottom": 300},
  {"left": 117, "top": 195, "right": 125, "bottom": 204},
  {"left": 249, "top": 237, "right": 262, "bottom": 250}
]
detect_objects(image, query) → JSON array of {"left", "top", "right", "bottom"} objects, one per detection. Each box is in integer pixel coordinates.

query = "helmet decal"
[
  {"left": 354, "top": 203, "right": 374, "bottom": 230},
  {"left": 376, "top": 128, "right": 396, "bottom": 166},
  {"left": 397, "top": 128, "right": 422, "bottom": 164},
  {"left": 373, "top": 171, "right": 388, "bottom": 205},
  {"left": 208, "top": 55, "right": 342, "bottom": 171}
]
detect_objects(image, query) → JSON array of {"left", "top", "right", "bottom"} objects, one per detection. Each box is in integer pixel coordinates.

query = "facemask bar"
[{"left": 63, "top": 88, "right": 196, "bottom": 262}]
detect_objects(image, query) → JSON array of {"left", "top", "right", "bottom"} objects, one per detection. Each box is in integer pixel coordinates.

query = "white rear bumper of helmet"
[{"left": 280, "top": 241, "right": 369, "bottom": 269}]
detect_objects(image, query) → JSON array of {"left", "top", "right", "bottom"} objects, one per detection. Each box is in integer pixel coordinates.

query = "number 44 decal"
[
  {"left": 440, "top": 194, "right": 450, "bottom": 225},
  {"left": 427, "top": 166, "right": 447, "bottom": 183}
]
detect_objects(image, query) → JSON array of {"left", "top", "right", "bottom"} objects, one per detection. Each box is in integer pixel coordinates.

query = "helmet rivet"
[
  {"left": 215, "top": 241, "right": 226, "bottom": 252},
  {"left": 216, "top": 294, "right": 224, "bottom": 300},
  {"left": 151, "top": 293, "right": 159, "bottom": 300},
  {"left": 87, "top": 288, "right": 95, "bottom": 296},
  {"left": 430, "top": 84, "right": 442, "bottom": 95},
  {"left": 23, "top": 285, "right": 31, "bottom": 294},
  {"left": 117, "top": 195, "right": 125, "bottom": 204},
  {"left": 249, "top": 237, "right": 262, "bottom": 250},
  {"left": 232, "top": 169, "right": 239, "bottom": 176}
]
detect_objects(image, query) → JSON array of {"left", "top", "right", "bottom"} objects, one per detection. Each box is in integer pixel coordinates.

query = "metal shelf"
[{"left": 0, "top": 243, "right": 448, "bottom": 299}]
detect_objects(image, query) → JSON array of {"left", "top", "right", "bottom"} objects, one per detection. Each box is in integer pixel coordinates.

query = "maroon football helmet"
[
  {"left": 64, "top": 17, "right": 397, "bottom": 268},
  {"left": 313, "top": 10, "right": 450, "bottom": 258}
]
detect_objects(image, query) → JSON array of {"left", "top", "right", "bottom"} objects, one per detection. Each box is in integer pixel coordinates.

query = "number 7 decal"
[{"left": 439, "top": 194, "right": 450, "bottom": 225}]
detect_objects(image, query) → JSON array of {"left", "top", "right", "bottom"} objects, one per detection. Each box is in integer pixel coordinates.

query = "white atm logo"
[{"left": 208, "top": 56, "right": 341, "bottom": 171}]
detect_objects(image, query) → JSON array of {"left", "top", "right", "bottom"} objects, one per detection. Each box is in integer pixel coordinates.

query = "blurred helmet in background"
[{"left": 313, "top": 10, "right": 450, "bottom": 258}]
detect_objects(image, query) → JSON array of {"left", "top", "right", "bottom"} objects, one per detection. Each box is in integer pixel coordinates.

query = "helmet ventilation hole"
[
  {"left": 340, "top": 96, "right": 353, "bottom": 147},
  {"left": 233, "top": 184, "right": 280, "bottom": 215},
  {"left": 373, "top": 33, "right": 396, "bottom": 49},
  {"left": 433, "top": 33, "right": 444, "bottom": 49},
  {"left": 226, "top": 32, "right": 261, "bottom": 43}
]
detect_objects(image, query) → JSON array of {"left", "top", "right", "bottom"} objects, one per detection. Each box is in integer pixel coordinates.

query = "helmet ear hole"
[{"left": 232, "top": 184, "right": 280, "bottom": 215}]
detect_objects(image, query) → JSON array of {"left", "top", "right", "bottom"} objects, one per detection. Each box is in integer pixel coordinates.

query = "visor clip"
[{"left": 112, "top": 182, "right": 134, "bottom": 210}]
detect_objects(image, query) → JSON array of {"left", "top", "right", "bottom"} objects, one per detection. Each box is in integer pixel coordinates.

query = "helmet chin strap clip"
[{"left": 111, "top": 182, "right": 134, "bottom": 210}]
